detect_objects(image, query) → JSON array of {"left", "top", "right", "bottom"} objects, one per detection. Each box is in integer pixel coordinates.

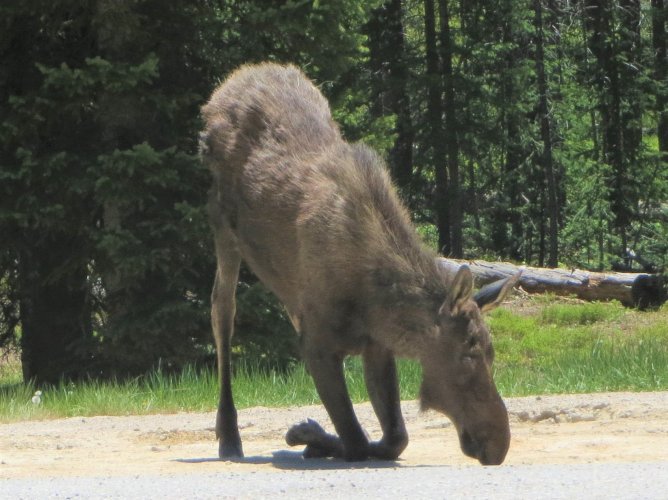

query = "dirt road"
[{"left": 2, "top": 392, "right": 667, "bottom": 498}]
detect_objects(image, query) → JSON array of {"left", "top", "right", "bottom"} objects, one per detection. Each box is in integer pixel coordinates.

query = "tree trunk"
[
  {"left": 500, "top": 11, "right": 524, "bottom": 262},
  {"left": 533, "top": 0, "right": 559, "bottom": 267},
  {"left": 366, "top": 0, "right": 414, "bottom": 192},
  {"left": 438, "top": 258, "right": 666, "bottom": 309},
  {"left": 4, "top": 5, "right": 96, "bottom": 385},
  {"left": 424, "top": 0, "right": 450, "bottom": 254},
  {"left": 585, "top": 0, "right": 629, "bottom": 253},
  {"left": 619, "top": 0, "right": 642, "bottom": 252},
  {"left": 438, "top": 0, "right": 463, "bottom": 257},
  {"left": 387, "top": 0, "right": 414, "bottom": 192},
  {"left": 620, "top": 0, "right": 642, "bottom": 170},
  {"left": 19, "top": 237, "right": 92, "bottom": 384}
]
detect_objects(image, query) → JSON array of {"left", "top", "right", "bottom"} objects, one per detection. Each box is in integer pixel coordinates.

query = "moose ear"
[
  {"left": 439, "top": 265, "right": 474, "bottom": 317},
  {"left": 474, "top": 271, "right": 522, "bottom": 313}
]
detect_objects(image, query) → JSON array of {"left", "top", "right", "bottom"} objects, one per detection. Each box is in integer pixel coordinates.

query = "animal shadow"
[{"left": 174, "top": 450, "right": 403, "bottom": 471}]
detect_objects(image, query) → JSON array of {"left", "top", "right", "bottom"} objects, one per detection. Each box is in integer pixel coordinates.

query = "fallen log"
[{"left": 438, "top": 258, "right": 666, "bottom": 309}]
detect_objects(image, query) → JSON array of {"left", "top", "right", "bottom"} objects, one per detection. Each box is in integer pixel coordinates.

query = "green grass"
[
  {"left": 490, "top": 300, "right": 668, "bottom": 395},
  {"left": 1, "top": 300, "right": 667, "bottom": 422},
  {"left": 0, "top": 365, "right": 220, "bottom": 423},
  {"left": 539, "top": 301, "right": 623, "bottom": 326}
]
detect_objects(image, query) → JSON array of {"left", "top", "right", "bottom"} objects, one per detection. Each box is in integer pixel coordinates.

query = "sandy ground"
[{"left": 1, "top": 391, "right": 667, "bottom": 480}]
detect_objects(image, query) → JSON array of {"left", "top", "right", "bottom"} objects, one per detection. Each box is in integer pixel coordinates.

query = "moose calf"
[{"left": 201, "top": 63, "right": 518, "bottom": 464}]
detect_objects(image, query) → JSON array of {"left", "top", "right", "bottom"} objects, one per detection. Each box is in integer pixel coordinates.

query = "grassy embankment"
[{"left": 1, "top": 297, "right": 667, "bottom": 423}]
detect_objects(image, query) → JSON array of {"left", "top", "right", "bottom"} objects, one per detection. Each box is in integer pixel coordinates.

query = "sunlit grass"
[
  {"left": 490, "top": 301, "right": 668, "bottom": 395},
  {"left": 0, "top": 365, "right": 219, "bottom": 423},
  {"left": 539, "top": 301, "right": 624, "bottom": 325},
  {"left": 494, "top": 337, "right": 668, "bottom": 396}
]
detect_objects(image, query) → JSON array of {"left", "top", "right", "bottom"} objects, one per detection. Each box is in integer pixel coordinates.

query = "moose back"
[{"left": 200, "top": 62, "right": 518, "bottom": 464}]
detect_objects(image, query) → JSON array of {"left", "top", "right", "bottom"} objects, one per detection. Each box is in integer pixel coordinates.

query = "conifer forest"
[{"left": 1, "top": 1, "right": 666, "bottom": 382}]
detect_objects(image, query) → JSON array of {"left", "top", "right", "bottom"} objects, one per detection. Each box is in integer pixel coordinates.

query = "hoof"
[
  {"left": 286, "top": 418, "right": 344, "bottom": 459},
  {"left": 285, "top": 418, "right": 328, "bottom": 446},
  {"left": 219, "top": 440, "right": 244, "bottom": 460}
]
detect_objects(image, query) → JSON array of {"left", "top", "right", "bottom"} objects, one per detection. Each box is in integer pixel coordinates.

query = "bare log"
[{"left": 438, "top": 258, "right": 666, "bottom": 309}]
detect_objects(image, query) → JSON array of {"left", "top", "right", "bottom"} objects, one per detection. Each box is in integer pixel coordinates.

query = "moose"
[{"left": 200, "top": 63, "right": 519, "bottom": 464}]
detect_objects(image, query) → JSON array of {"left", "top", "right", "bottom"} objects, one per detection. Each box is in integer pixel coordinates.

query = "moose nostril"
[
  {"left": 460, "top": 430, "right": 505, "bottom": 465},
  {"left": 460, "top": 430, "right": 480, "bottom": 459}
]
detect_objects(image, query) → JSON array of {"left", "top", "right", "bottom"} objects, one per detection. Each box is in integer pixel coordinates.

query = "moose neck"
[
  {"left": 332, "top": 143, "right": 450, "bottom": 357},
  {"left": 365, "top": 244, "right": 449, "bottom": 358}
]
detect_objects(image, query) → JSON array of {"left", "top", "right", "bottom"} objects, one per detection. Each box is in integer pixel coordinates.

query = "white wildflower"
[{"left": 31, "top": 390, "right": 42, "bottom": 405}]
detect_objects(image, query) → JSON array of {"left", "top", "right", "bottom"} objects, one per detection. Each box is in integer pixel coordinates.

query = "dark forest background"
[{"left": 1, "top": 0, "right": 666, "bottom": 384}]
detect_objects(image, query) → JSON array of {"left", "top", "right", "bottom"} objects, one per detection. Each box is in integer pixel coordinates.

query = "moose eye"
[
  {"left": 460, "top": 353, "right": 478, "bottom": 367},
  {"left": 461, "top": 336, "right": 483, "bottom": 367}
]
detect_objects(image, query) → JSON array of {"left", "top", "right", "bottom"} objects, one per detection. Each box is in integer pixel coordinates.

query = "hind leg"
[{"left": 211, "top": 225, "right": 243, "bottom": 459}]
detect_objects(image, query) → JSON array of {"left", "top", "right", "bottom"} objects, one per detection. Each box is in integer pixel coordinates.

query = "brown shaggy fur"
[{"left": 201, "top": 63, "right": 513, "bottom": 464}]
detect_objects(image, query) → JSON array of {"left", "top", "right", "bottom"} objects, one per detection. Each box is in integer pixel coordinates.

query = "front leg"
[
  {"left": 295, "top": 347, "right": 369, "bottom": 461},
  {"left": 363, "top": 342, "right": 408, "bottom": 460}
]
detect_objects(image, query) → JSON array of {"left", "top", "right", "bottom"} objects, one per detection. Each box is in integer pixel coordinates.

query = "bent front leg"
[
  {"left": 285, "top": 418, "right": 344, "bottom": 458},
  {"left": 363, "top": 342, "right": 408, "bottom": 460},
  {"left": 299, "top": 347, "right": 369, "bottom": 461}
]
